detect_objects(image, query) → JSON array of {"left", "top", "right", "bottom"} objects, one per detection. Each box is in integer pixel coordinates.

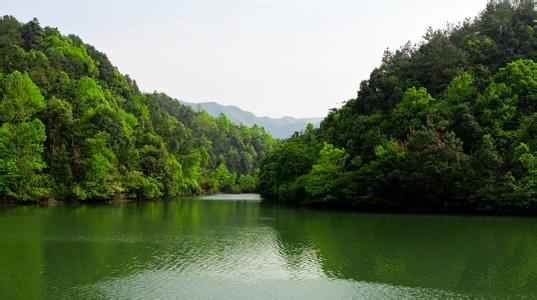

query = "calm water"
[{"left": 1, "top": 194, "right": 537, "bottom": 299}]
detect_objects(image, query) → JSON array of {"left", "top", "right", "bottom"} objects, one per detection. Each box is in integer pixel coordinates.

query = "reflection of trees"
[
  {"left": 0, "top": 206, "right": 47, "bottom": 298},
  {"left": 267, "top": 208, "right": 537, "bottom": 297},
  {"left": 0, "top": 200, "right": 278, "bottom": 297},
  {"left": 2, "top": 202, "right": 537, "bottom": 298}
]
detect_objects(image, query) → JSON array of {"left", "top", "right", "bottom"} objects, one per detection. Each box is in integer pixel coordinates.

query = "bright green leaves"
[
  {"left": 76, "top": 77, "right": 105, "bottom": 104},
  {"left": 239, "top": 174, "right": 258, "bottom": 193},
  {"left": 0, "top": 17, "right": 274, "bottom": 202},
  {"left": 74, "top": 77, "right": 110, "bottom": 118},
  {"left": 42, "top": 35, "right": 97, "bottom": 78},
  {"left": 73, "top": 132, "right": 119, "bottom": 200},
  {"left": 476, "top": 81, "right": 516, "bottom": 134},
  {"left": 180, "top": 150, "right": 204, "bottom": 193},
  {"left": 495, "top": 59, "right": 537, "bottom": 114},
  {"left": 374, "top": 139, "right": 406, "bottom": 160},
  {"left": 391, "top": 87, "right": 436, "bottom": 138},
  {"left": 495, "top": 59, "right": 537, "bottom": 102},
  {"left": 214, "top": 163, "right": 237, "bottom": 193},
  {"left": 303, "top": 143, "right": 348, "bottom": 201},
  {"left": 122, "top": 171, "right": 163, "bottom": 199},
  {"left": 0, "top": 71, "right": 45, "bottom": 123},
  {"left": 443, "top": 73, "right": 478, "bottom": 105},
  {"left": 135, "top": 142, "right": 188, "bottom": 199},
  {"left": 260, "top": 58, "right": 536, "bottom": 209},
  {"left": 255, "top": 2, "right": 537, "bottom": 210},
  {"left": 0, "top": 120, "right": 49, "bottom": 200},
  {"left": 476, "top": 60, "right": 537, "bottom": 135},
  {"left": 0, "top": 71, "right": 49, "bottom": 201},
  {"left": 508, "top": 143, "right": 537, "bottom": 206},
  {"left": 513, "top": 143, "right": 534, "bottom": 168},
  {"left": 164, "top": 154, "right": 186, "bottom": 197},
  {"left": 258, "top": 137, "right": 318, "bottom": 201}
]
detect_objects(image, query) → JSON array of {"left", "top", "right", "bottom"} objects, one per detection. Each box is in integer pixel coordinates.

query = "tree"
[
  {"left": 443, "top": 73, "right": 478, "bottom": 105},
  {"left": 495, "top": 59, "right": 537, "bottom": 115},
  {"left": 0, "top": 17, "right": 274, "bottom": 202},
  {"left": 0, "top": 70, "right": 45, "bottom": 123},
  {"left": 259, "top": 137, "right": 317, "bottom": 202},
  {"left": 73, "top": 132, "right": 120, "bottom": 200},
  {"left": 303, "top": 143, "right": 348, "bottom": 202},
  {"left": 0, "top": 71, "right": 49, "bottom": 200},
  {"left": 214, "top": 163, "right": 236, "bottom": 193},
  {"left": 239, "top": 174, "right": 258, "bottom": 193},
  {"left": 391, "top": 87, "right": 436, "bottom": 138},
  {"left": 259, "top": 4, "right": 537, "bottom": 212},
  {"left": 20, "top": 18, "right": 44, "bottom": 50}
]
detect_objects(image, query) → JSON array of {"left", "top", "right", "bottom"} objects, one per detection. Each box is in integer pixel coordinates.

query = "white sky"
[{"left": 4, "top": 0, "right": 486, "bottom": 118}]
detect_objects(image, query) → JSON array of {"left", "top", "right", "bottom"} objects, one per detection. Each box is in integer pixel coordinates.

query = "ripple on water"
[
  {"left": 2, "top": 197, "right": 534, "bottom": 299},
  {"left": 72, "top": 222, "right": 467, "bottom": 299},
  {"left": 78, "top": 271, "right": 466, "bottom": 299}
]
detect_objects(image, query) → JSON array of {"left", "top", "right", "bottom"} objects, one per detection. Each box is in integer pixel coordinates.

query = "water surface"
[{"left": 1, "top": 195, "right": 536, "bottom": 298}]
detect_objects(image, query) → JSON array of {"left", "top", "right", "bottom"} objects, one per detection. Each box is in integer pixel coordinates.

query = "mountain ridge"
[{"left": 181, "top": 100, "right": 323, "bottom": 139}]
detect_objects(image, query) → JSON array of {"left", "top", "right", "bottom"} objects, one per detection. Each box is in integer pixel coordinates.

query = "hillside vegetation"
[
  {"left": 259, "top": 2, "right": 537, "bottom": 212},
  {"left": 0, "top": 16, "right": 273, "bottom": 202},
  {"left": 182, "top": 101, "right": 322, "bottom": 139}
]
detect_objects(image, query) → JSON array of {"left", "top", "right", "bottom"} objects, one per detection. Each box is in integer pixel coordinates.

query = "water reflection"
[
  {"left": 0, "top": 197, "right": 536, "bottom": 298},
  {"left": 269, "top": 207, "right": 537, "bottom": 297}
]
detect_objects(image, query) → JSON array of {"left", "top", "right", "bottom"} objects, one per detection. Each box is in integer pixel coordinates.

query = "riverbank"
[
  {"left": 0, "top": 190, "right": 258, "bottom": 207},
  {"left": 4, "top": 192, "right": 537, "bottom": 217},
  {"left": 262, "top": 198, "right": 537, "bottom": 217}
]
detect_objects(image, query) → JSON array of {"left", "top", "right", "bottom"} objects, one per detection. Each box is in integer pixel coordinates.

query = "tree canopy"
[
  {"left": 0, "top": 16, "right": 274, "bottom": 202},
  {"left": 259, "top": 2, "right": 537, "bottom": 212}
]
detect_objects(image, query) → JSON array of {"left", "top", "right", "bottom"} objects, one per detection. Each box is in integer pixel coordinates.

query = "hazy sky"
[{"left": 5, "top": 0, "right": 486, "bottom": 118}]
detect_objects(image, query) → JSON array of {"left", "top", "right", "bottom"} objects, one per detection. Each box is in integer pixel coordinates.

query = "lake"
[{"left": 1, "top": 194, "right": 536, "bottom": 298}]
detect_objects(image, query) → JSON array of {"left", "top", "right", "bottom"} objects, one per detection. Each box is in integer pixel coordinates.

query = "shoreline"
[
  {"left": 2, "top": 194, "right": 537, "bottom": 217},
  {"left": 0, "top": 190, "right": 253, "bottom": 207},
  {"left": 269, "top": 201, "right": 537, "bottom": 217}
]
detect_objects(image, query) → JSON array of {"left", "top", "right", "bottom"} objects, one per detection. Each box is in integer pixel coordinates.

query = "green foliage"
[
  {"left": 73, "top": 133, "right": 119, "bottom": 200},
  {"left": 391, "top": 87, "right": 436, "bottom": 138},
  {"left": 0, "top": 120, "right": 50, "bottom": 200},
  {"left": 495, "top": 59, "right": 537, "bottom": 115},
  {"left": 302, "top": 143, "right": 348, "bottom": 202},
  {"left": 214, "top": 163, "right": 237, "bottom": 193},
  {"left": 0, "top": 71, "right": 45, "bottom": 122},
  {"left": 259, "top": 137, "right": 318, "bottom": 201},
  {"left": 0, "top": 71, "right": 49, "bottom": 200},
  {"left": 260, "top": 3, "right": 537, "bottom": 212},
  {"left": 0, "top": 17, "right": 273, "bottom": 202},
  {"left": 239, "top": 174, "right": 258, "bottom": 193},
  {"left": 443, "top": 73, "right": 478, "bottom": 105}
]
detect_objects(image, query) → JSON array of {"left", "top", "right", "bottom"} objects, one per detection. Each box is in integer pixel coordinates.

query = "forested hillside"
[
  {"left": 260, "top": 2, "right": 537, "bottom": 212},
  {"left": 0, "top": 16, "right": 273, "bottom": 202},
  {"left": 182, "top": 101, "right": 322, "bottom": 139}
]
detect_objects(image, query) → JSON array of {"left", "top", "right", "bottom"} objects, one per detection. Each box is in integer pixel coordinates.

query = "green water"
[{"left": 1, "top": 194, "right": 537, "bottom": 299}]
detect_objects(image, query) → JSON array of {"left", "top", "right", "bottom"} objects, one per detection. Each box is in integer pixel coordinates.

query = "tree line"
[
  {"left": 0, "top": 16, "right": 273, "bottom": 202},
  {"left": 259, "top": 2, "right": 537, "bottom": 212}
]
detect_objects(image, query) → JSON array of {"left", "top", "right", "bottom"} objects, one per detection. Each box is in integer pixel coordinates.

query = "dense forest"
[
  {"left": 0, "top": 16, "right": 273, "bottom": 202},
  {"left": 260, "top": 2, "right": 537, "bottom": 212}
]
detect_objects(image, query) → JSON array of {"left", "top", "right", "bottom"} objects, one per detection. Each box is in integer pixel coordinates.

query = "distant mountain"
[{"left": 181, "top": 101, "right": 323, "bottom": 139}]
